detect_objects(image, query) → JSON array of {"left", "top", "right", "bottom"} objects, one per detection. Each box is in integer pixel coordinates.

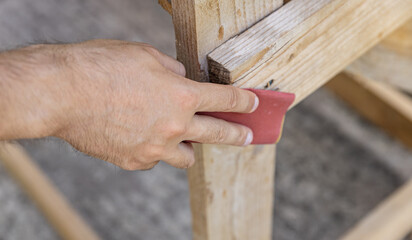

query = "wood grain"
[
  {"left": 340, "top": 178, "right": 412, "bottom": 240},
  {"left": 326, "top": 72, "right": 412, "bottom": 149},
  {"left": 208, "top": 0, "right": 412, "bottom": 108},
  {"left": 348, "top": 20, "right": 412, "bottom": 94},
  {"left": 171, "top": 0, "right": 282, "bottom": 239},
  {"left": 0, "top": 142, "right": 100, "bottom": 240}
]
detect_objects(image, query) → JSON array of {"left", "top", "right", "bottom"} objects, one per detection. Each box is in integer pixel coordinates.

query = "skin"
[{"left": 0, "top": 40, "right": 258, "bottom": 170}]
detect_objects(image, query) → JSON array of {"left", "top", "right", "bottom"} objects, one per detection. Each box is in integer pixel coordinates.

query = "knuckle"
[
  {"left": 142, "top": 161, "right": 159, "bottom": 171},
  {"left": 121, "top": 158, "right": 145, "bottom": 171},
  {"left": 142, "top": 145, "right": 164, "bottom": 160},
  {"left": 177, "top": 88, "right": 199, "bottom": 110},
  {"left": 165, "top": 121, "right": 187, "bottom": 138},
  {"left": 213, "top": 126, "right": 227, "bottom": 143},
  {"left": 121, "top": 154, "right": 160, "bottom": 171},
  {"left": 142, "top": 45, "right": 159, "bottom": 57}
]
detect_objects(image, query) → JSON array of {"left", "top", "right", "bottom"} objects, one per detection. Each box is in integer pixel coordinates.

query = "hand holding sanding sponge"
[{"left": 200, "top": 88, "right": 295, "bottom": 144}]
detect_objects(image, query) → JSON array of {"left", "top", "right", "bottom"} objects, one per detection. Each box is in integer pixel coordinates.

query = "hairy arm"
[
  {"left": 0, "top": 44, "right": 75, "bottom": 139},
  {"left": 0, "top": 40, "right": 258, "bottom": 170}
]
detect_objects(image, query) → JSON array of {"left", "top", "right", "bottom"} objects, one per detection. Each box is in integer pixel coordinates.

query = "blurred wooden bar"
[
  {"left": 340, "top": 178, "right": 412, "bottom": 240},
  {"left": 348, "top": 20, "right": 412, "bottom": 94},
  {"left": 326, "top": 72, "right": 412, "bottom": 149},
  {"left": 0, "top": 142, "right": 100, "bottom": 240}
]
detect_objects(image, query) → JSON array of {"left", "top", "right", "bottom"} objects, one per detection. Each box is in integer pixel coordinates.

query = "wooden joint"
[{"left": 207, "top": 0, "right": 412, "bottom": 108}]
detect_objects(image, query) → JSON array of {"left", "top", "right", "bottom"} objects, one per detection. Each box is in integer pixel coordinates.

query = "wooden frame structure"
[
  {"left": 163, "top": 0, "right": 412, "bottom": 239},
  {"left": 0, "top": 0, "right": 411, "bottom": 239}
]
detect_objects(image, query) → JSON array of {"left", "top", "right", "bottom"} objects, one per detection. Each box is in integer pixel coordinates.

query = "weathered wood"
[
  {"left": 340, "top": 178, "right": 412, "bottom": 240},
  {"left": 326, "top": 72, "right": 412, "bottom": 149},
  {"left": 171, "top": 0, "right": 282, "bottom": 239},
  {"left": 194, "top": 145, "right": 276, "bottom": 239},
  {"left": 208, "top": 0, "right": 412, "bottom": 107},
  {"left": 348, "top": 20, "right": 412, "bottom": 94},
  {"left": 0, "top": 141, "right": 100, "bottom": 240},
  {"left": 173, "top": 0, "right": 283, "bottom": 82}
]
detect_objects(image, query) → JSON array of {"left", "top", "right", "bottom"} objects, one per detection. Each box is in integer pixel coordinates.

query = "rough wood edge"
[
  {"left": 208, "top": 0, "right": 412, "bottom": 108},
  {"left": 0, "top": 141, "right": 100, "bottom": 240}
]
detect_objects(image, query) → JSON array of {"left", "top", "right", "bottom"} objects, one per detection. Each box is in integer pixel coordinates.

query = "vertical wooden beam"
[
  {"left": 171, "top": 0, "right": 282, "bottom": 239},
  {"left": 194, "top": 145, "right": 276, "bottom": 239}
]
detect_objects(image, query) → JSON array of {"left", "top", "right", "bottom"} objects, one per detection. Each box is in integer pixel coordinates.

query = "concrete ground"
[{"left": 0, "top": 0, "right": 411, "bottom": 239}]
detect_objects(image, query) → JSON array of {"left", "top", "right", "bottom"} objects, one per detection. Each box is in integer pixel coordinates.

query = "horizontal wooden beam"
[
  {"left": 0, "top": 142, "right": 100, "bottom": 240},
  {"left": 326, "top": 72, "right": 412, "bottom": 149},
  {"left": 340, "top": 178, "right": 412, "bottom": 240},
  {"left": 208, "top": 0, "right": 412, "bottom": 107},
  {"left": 348, "top": 20, "right": 412, "bottom": 94}
]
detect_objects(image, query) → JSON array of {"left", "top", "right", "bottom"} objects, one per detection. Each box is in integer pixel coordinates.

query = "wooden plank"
[
  {"left": 208, "top": 0, "right": 412, "bottom": 108},
  {"left": 340, "top": 178, "right": 412, "bottom": 240},
  {"left": 171, "top": 1, "right": 282, "bottom": 239},
  {"left": 348, "top": 20, "right": 412, "bottom": 94},
  {"left": 0, "top": 142, "right": 100, "bottom": 240},
  {"left": 195, "top": 145, "right": 276, "bottom": 239},
  {"left": 326, "top": 72, "right": 412, "bottom": 149}
]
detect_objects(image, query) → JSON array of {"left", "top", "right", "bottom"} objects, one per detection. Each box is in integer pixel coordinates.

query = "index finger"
[{"left": 195, "top": 82, "right": 259, "bottom": 113}]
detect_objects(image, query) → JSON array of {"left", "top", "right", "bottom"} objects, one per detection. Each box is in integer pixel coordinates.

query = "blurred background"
[{"left": 0, "top": 0, "right": 411, "bottom": 240}]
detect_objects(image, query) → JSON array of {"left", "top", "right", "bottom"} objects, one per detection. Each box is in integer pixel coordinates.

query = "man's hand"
[{"left": 0, "top": 40, "right": 258, "bottom": 170}]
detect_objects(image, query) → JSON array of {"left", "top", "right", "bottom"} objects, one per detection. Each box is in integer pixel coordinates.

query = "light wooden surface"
[
  {"left": 171, "top": 0, "right": 282, "bottom": 239},
  {"left": 326, "top": 72, "right": 412, "bottom": 149},
  {"left": 208, "top": 0, "right": 412, "bottom": 107},
  {"left": 194, "top": 144, "right": 276, "bottom": 239},
  {"left": 348, "top": 20, "right": 412, "bottom": 94},
  {"left": 0, "top": 142, "right": 100, "bottom": 240},
  {"left": 340, "top": 178, "right": 412, "bottom": 240}
]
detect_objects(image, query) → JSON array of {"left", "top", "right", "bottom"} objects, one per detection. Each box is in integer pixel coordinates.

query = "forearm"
[
  {"left": 0, "top": 45, "right": 73, "bottom": 140},
  {"left": 0, "top": 39, "right": 257, "bottom": 170}
]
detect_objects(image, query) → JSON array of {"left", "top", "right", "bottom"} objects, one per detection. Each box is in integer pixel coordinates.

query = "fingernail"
[
  {"left": 251, "top": 95, "right": 259, "bottom": 112},
  {"left": 243, "top": 131, "right": 253, "bottom": 146}
]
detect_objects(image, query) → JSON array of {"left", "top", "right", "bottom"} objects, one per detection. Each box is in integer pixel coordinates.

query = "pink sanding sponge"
[{"left": 201, "top": 88, "right": 295, "bottom": 144}]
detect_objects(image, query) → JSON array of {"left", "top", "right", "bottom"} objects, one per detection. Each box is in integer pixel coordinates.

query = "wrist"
[{"left": 0, "top": 44, "right": 77, "bottom": 139}]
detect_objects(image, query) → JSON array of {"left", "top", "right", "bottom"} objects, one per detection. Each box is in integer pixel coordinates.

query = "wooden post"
[{"left": 171, "top": 0, "right": 283, "bottom": 239}]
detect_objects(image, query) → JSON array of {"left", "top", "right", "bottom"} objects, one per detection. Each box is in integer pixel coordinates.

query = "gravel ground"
[{"left": 0, "top": 1, "right": 411, "bottom": 239}]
